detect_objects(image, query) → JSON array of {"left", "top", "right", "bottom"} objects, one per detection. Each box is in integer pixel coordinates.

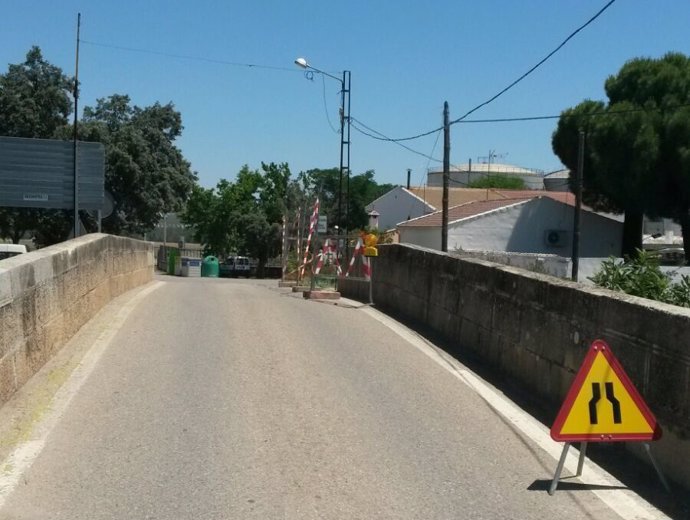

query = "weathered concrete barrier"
[
  {"left": 0, "top": 234, "right": 153, "bottom": 405},
  {"left": 338, "top": 243, "right": 690, "bottom": 489}
]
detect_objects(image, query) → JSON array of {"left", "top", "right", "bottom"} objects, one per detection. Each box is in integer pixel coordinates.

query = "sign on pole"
[
  {"left": 0, "top": 136, "right": 105, "bottom": 210},
  {"left": 551, "top": 339, "right": 661, "bottom": 442},
  {"left": 317, "top": 215, "right": 327, "bottom": 234}
]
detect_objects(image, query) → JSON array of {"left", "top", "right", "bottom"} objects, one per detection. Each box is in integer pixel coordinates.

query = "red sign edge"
[{"left": 550, "top": 339, "right": 662, "bottom": 442}]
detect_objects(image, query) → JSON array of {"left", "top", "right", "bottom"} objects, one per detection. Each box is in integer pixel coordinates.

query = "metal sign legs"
[{"left": 549, "top": 442, "right": 671, "bottom": 495}]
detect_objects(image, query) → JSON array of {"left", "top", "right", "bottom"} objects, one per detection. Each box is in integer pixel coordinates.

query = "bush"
[
  {"left": 469, "top": 175, "right": 526, "bottom": 190},
  {"left": 589, "top": 250, "right": 690, "bottom": 307}
]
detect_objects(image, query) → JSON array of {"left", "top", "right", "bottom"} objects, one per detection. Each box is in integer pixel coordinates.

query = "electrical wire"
[
  {"left": 320, "top": 74, "right": 339, "bottom": 134},
  {"left": 454, "top": 102, "right": 690, "bottom": 124},
  {"left": 81, "top": 39, "right": 298, "bottom": 72},
  {"left": 349, "top": 0, "right": 617, "bottom": 143},
  {"left": 404, "top": 130, "right": 444, "bottom": 217},
  {"left": 350, "top": 117, "right": 442, "bottom": 163},
  {"left": 450, "top": 0, "right": 617, "bottom": 125}
]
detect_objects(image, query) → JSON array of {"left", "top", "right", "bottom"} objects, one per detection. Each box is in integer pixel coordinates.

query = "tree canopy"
[
  {"left": 552, "top": 52, "right": 690, "bottom": 260},
  {"left": 181, "top": 163, "right": 289, "bottom": 272},
  {"left": 297, "top": 168, "right": 396, "bottom": 232},
  {"left": 0, "top": 46, "right": 73, "bottom": 138},
  {"left": 77, "top": 94, "right": 197, "bottom": 235},
  {"left": 0, "top": 48, "right": 197, "bottom": 246},
  {"left": 181, "top": 164, "right": 395, "bottom": 270},
  {"left": 469, "top": 175, "right": 526, "bottom": 190}
]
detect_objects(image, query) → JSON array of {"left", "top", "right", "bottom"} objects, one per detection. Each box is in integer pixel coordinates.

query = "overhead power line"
[
  {"left": 81, "top": 39, "right": 298, "bottom": 72},
  {"left": 455, "top": 102, "right": 690, "bottom": 124},
  {"left": 350, "top": 117, "right": 442, "bottom": 163},
  {"left": 449, "top": 0, "right": 617, "bottom": 125},
  {"left": 356, "top": 0, "right": 617, "bottom": 143}
]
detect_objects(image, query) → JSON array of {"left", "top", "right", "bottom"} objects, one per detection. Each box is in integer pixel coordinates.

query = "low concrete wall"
[
  {"left": 0, "top": 234, "right": 153, "bottom": 405},
  {"left": 456, "top": 250, "right": 570, "bottom": 278},
  {"left": 338, "top": 243, "right": 690, "bottom": 489}
]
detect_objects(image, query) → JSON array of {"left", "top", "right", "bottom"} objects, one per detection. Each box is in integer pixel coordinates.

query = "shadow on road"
[{"left": 527, "top": 479, "right": 628, "bottom": 492}]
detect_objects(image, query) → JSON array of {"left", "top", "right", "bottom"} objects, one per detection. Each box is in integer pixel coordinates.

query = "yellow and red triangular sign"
[{"left": 551, "top": 340, "right": 661, "bottom": 442}]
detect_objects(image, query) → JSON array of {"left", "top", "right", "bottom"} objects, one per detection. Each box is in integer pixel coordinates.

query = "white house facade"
[
  {"left": 398, "top": 195, "right": 623, "bottom": 258},
  {"left": 365, "top": 186, "right": 434, "bottom": 231}
]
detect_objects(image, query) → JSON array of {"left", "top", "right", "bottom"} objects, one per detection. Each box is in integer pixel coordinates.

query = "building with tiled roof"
[
  {"left": 365, "top": 186, "right": 577, "bottom": 232},
  {"left": 397, "top": 194, "right": 623, "bottom": 258}
]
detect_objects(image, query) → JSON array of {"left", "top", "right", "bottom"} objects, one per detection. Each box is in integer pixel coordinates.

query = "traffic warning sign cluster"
[{"left": 550, "top": 340, "right": 661, "bottom": 442}]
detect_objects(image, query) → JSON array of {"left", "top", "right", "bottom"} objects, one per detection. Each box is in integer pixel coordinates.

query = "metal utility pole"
[
  {"left": 72, "top": 13, "right": 81, "bottom": 238},
  {"left": 441, "top": 101, "right": 450, "bottom": 252},
  {"left": 571, "top": 130, "right": 585, "bottom": 282},
  {"left": 294, "top": 59, "right": 351, "bottom": 259},
  {"left": 342, "top": 70, "right": 351, "bottom": 259}
]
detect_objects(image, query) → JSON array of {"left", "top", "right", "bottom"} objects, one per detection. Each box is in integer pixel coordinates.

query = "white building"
[{"left": 397, "top": 192, "right": 623, "bottom": 258}]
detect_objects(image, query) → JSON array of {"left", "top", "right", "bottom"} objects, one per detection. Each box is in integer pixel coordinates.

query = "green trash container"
[
  {"left": 167, "top": 248, "right": 179, "bottom": 275},
  {"left": 201, "top": 255, "right": 220, "bottom": 278}
]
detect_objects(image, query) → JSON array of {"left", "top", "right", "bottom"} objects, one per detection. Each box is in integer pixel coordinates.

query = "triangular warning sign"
[{"left": 551, "top": 340, "right": 661, "bottom": 442}]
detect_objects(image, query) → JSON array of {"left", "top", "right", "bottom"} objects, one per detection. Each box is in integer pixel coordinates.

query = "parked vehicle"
[
  {"left": 0, "top": 244, "right": 27, "bottom": 260},
  {"left": 219, "top": 256, "right": 251, "bottom": 277}
]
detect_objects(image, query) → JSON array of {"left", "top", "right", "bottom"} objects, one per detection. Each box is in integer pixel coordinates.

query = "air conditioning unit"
[{"left": 544, "top": 229, "right": 567, "bottom": 247}]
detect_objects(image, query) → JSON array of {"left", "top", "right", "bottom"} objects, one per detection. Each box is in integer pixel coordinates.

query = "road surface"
[{"left": 0, "top": 276, "right": 668, "bottom": 519}]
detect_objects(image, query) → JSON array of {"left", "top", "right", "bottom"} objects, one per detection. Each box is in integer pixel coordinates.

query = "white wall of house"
[
  {"left": 366, "top": 186, "right": 433, "bottom": 231},
  {"left": 398, "top": 226, "right": 442, "bottom": 250},
  {"left": 400, "top": 197, "right": 623, "bottom": 258}
]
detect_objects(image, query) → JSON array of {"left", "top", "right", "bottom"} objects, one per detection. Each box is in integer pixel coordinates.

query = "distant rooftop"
[
  {"left": 406, "top": 187, "right": 572, "bottom": 212},
  {"left": 398, "top": 191, "right": 578, "bottom": 228}
]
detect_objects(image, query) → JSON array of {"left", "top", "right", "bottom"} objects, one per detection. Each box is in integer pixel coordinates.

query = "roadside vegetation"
[
  {"left": 590, "top": 250, "right": 690, "bottom": 307},
  {"left": 469, "top": 175, "right": 525, "bottom": 190}
]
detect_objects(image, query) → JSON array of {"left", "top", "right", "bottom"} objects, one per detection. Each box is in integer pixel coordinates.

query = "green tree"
[
  {"left": 181, "top": 163, "right": 290, "bottom": 273},
  {"left": 469, "top": 175, "right": 526, "bottom": 190},
  {"left": 552, "top": 53, "right": 690, "bottom": 260},
  {"left": 0, "top": 47, "right": 74, "bottom": 244},
  {"left": 346, "top": 170, "right": 395, "bottom": 230},
  {"left": 297, "top": 168, "right": 395, "bottom": 232},
  {"left": 182, "top": 163, "right": 393, "bottom": 273},
  {"left": 78, "top": 95, "right": 197, "bottom": 235},
  {"left": 0, "top": 46, "right": 73, "bottom": 137}
]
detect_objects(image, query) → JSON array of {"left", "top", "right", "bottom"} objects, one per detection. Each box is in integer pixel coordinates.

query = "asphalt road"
[{"left": 0, "top": 276, "right": 650, "bottom": 519}]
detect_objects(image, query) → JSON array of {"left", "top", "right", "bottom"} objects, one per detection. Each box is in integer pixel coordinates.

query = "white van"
[
  {"left": 230, "top": 256, "right": 251, "bottom": 277},
  {"left": 0, "top": 244, "right": 27, "bottom": 260}
]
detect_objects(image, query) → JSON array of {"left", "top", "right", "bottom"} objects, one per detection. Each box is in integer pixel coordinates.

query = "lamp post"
[{"left": 295, "top": 57, "right": 351, "bottom": 251}]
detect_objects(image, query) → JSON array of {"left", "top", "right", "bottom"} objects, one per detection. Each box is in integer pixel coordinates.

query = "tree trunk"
[
  {"left": 621, "top": 209, "right": 644, "bottom": 259},
  {"left": 679, "top": 211, "right": 690, "bottom": 266}
]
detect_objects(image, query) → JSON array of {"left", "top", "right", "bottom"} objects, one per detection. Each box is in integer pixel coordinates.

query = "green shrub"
[
  {"left": 469, "top": 175, "right": 526, "bottom": 190},
  {"left": 589, "top": 250, "right": 690, "bottom": 307}
]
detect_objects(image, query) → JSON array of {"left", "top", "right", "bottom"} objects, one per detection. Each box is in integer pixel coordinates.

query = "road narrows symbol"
[
  {"left": 605, "top": 382, "right": 622, "bottom": 424},
  {"left": 588, "top": 382, "right": 601, "bottom": 424},
  {"left": 588, "top": 381, "right": 623, "bottom": 425}
]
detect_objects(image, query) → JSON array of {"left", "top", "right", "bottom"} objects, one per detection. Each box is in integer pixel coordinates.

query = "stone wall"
[
  {"left": 338, "top": 243, "right": 690, "bottom": 488},
  {"left": 0, "top": 234, "right": 153, "bottom": 405}
]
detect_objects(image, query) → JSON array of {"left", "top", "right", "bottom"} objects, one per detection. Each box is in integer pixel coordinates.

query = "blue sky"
[{"left": 2, "top": 1, "right": 689, "bottom": 188}]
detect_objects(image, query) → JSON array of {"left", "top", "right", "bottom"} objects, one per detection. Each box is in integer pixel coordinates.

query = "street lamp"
[{"left": 294, "top": 57, "right": 351, "bottom": 247}]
